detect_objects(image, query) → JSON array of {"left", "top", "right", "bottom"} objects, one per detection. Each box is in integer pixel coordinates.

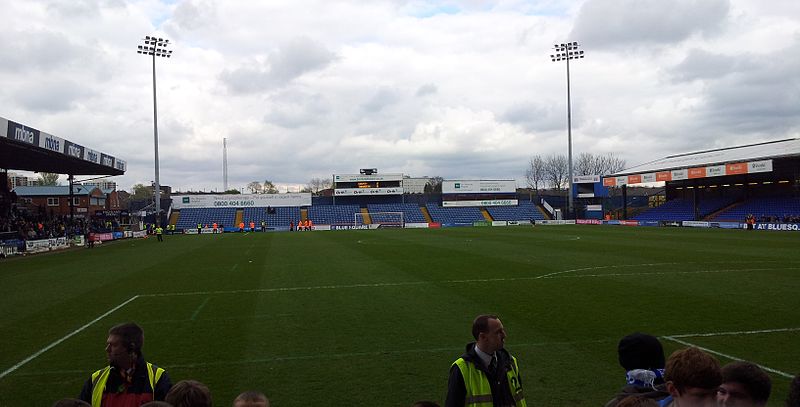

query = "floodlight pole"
[
  {"left": 551, "top": 42, "right": 585, "bottom": 219},
  {"left": 137, "top": 36, "right": 172, "bottom": 227}
]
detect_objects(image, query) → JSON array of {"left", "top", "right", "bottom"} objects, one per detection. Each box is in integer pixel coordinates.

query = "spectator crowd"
[{"left": 0, "top": 207, "right": 122, "bottom": 242}]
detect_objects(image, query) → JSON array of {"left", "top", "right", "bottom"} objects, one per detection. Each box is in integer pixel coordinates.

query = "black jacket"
[{"left": 445, "top": 342, "right": 522, "bottom": 407}]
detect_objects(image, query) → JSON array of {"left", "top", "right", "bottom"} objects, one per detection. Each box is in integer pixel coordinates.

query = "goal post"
[{"left": 354, "top": 211, "right": 404, "bottom": 228}]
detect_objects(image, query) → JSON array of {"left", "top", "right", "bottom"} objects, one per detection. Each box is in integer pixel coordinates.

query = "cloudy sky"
[{"left": 2, "top": 0, "right": 798, "bottom": 192}]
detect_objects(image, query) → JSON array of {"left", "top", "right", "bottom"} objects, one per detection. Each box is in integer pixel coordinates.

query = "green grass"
[{"left": 1, "top": 226, "right": 798, "bottom": 406}]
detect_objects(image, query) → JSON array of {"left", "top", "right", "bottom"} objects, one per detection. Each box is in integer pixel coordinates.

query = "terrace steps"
[
  {"left": 360, "top": 208, "right": 372, "bottom": 224},
  {"left": 480, "top": 208, "right": 493, "bottom": 221},
  {"left": 420, "top": 206, "right": 433, "bottom": 223}
]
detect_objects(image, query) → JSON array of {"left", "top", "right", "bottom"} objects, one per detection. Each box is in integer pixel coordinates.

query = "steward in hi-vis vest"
[
  {"left": 80, "top": 323, "right": 171, "bottom": 406},
  {"left": 446, "top": 315, "right": 526, "bottom": 407}
]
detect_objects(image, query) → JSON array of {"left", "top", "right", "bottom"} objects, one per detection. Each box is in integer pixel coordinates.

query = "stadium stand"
[
  {"left": 711, "top": 196, "right": 800, "bottom": 222},
  {"left": 486, "top": 201, "right": 546, "bottom": 221},
  {"left": 307, "top": 205, "right": 360, "bottom": 225},
  {"left": 425, "top": 204, "right": 484, "bottom": 224},
  {"left": 633, "top": 197, "right": 738, "bottom": 222},
  {"left": 242, "top": 206, "right": 302, "bottom": 229},
  {"left": 176, "top": 208, "right": 237, "bottom": 230},
  {"left": 366, "top": 203, "right": 426, "bottom": 223}
]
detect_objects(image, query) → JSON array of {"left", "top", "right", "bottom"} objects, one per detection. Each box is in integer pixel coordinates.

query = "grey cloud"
[
  {"left": 501, "top": 101, "right": 568, "bottom": 133},
  {"left": 265, "top": 91, "right": 332, "bottom": 129},
  {"left": 170, "top": 0, "right": 218, "bottom": 31},
  {"left": 220, "top": 37, "right": 336, "bottom": 94},
  {"left": 415, "top": 83, "right": 438, "bottom": 97},
  {"left": 670, "top": 49, "right": 751, "bottom": 82},
  {"left": 683, "top": 41, "right": 800, "bottom": 135},
  {"left": 0, "top": 30, "right": 89, "bottom": 73},
  {"left": 14, "top": 79, "right": 94, "bottom": 113},
  {"left": 362, "top": 88, "right": 402, "bottom": 113},
  {"left": 570, "top": 0, "right": 730, "bottom": 48}
]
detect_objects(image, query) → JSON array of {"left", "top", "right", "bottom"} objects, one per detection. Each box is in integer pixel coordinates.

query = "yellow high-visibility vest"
[
  {"left": 90, "top": 362, "right": 165, "bottom": 407},
  {"left": 453, "top": 355, "right": 526, "bottom": 407}
]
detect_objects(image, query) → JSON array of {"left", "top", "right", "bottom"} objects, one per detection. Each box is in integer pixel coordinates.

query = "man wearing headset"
[{"left": 79, "top": 322, "right": 172, "bottom": 406}]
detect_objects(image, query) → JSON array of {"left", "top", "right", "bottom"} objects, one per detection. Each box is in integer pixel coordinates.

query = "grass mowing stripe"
[
  {"left": 661, "top": 336, "right": 794, "bottom": 379},
  {"left": 0, "top": 295, "right": 140, "bottom": 380}
]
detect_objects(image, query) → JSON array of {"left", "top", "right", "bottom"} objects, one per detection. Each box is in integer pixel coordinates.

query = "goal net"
[{"left": 354, "top": 212, "right": 404, "bottom": 228}]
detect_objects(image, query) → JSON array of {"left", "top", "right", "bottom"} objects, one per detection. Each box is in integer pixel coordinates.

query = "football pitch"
[{"left": 1, "top": 225, "right": 798, "bottom": 406}]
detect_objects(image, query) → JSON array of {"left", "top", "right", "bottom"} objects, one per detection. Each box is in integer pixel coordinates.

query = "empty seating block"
[
  {"left": 486, "top": 201, "right": 545, "bottom": 221},
  {"left": 425, "top": 204, "right": 484, "bottom": 224},
  {"left": 242, "top": 207, "right": 302, "bottom": 228},
  {"left": 366, "top": 203, "right": 426, "bottom": 223},
  {"left": 176, "top": 208, "right": 237, "bottom": 230},
  {"left": 634, "top": 196, "right": 738, "bottom": 222},
  {"left": 307, "top": 205, "right": 360, "bottom": 225},
  {"left": 713, "top": 196, "right": 800, "bottom": 222}
]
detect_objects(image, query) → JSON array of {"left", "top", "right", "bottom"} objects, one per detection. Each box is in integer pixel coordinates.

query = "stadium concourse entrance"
[
  {"left": 603, "top": 139, "right": 800, "bottom": 223},
  {"left": 1, "top": 117, "right": 126, "bottom": 232}
]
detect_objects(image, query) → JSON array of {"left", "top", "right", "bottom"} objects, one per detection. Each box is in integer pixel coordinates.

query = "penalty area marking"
[
  {"left": 661, "top": 333, "right": 795, "bottom": 379},
  {"left": 0, "top": 295, "right": 140, "bottom": 380}
]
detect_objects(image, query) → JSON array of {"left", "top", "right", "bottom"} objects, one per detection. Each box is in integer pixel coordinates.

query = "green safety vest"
[
  {"left": 90, "top": 362, "right": 165, "bottom": 407},
  {"left": 453, "top": 355, "right": 526, "bottom": 407},
  {"left": 155, "top": 227, "right": 163, "bottom": 235}
]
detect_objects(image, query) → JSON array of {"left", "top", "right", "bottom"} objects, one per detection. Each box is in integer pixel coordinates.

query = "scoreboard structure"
[{"left": 333, "top": 173, "right": 404, "bottom": 196}]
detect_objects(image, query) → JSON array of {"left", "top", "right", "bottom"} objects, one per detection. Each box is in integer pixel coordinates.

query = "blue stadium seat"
[
  {"left": 712, "top": 196, "right": 800, "bottom": 222},
  {"left": 307, "top": 205, "right": 360, "bottom": 225},
  {"left": 176, "top": 208, "right": 237, "bottom": 230},
  {"left": 485, "top": 201, "right": 545, "bottom": 221},
  {"left": 425, "top": 204, "right": 484, "bottom": 224},
  {"left": 242, "top": 207, "right": 301, "bottom": 228},
  {"left": 366, "top": 203, "right": 426, "bottom": 223},
  {"left": 633, "top": 196, "right": 738, "bottom": 222}
]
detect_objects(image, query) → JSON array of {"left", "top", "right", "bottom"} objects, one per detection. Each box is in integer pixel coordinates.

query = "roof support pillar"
[{"left": 68, "top": 174, "right": 75, "bottom": 221}]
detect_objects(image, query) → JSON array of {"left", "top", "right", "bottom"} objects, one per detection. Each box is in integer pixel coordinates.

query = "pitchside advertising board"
[
  {"left": 333, "top": 173, "right": 404, "bottom": 196},
  {"left": 172, "top": 193, "right": 312, "bottom": 209},
  {"left": 0, "top": 116, "right": 127, "bottom": 172},
  {"left": 442, "top": 180, "right": 518, "bottom": 207}
]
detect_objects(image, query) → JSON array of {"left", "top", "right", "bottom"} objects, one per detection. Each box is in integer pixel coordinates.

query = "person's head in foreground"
[
  {"left": 664, "top": 347, "right": 721, "bottom": 407},
  {"left": 233, "top": 390, "right": 270, "bottom": 407},
  {"left": 717, "top": 361, "right": 771, "bottom": 407},
  {"left": 165, "top": 380, "right": 212, "bottom": 407}
]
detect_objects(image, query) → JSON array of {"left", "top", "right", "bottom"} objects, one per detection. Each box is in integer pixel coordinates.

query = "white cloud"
[{"left": 1, "top": 0, "right": 798, "bottom": 191}]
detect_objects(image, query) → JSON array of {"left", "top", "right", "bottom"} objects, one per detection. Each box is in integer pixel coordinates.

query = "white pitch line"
[
  {"left": 190, "top": 297, "right": 211, "bottom": 321},
  {"left": 668, "top": 327, "right": 800, "bottom": 338},
  {"left": 535, "top": 263, "right": 681, "bottom": 279},
  {"left": 0, "top": 295, "right": 140, "bottom": 380},
  {"left": 138, "top": 266, "right": 794, "bottom": 297},
  {"left": 662, "top": 336, "right": 794, "bottom": 379},
  {"left": 544, "top": 267, "right": 798, "bottom": 279}
]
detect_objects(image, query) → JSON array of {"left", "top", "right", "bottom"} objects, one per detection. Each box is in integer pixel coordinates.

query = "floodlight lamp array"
[
  {"left": 550, "top": 42, "right": 584, "bottom": 62},
  {"left": 136, "top": 36, "right": 173, "bottom": 58}
]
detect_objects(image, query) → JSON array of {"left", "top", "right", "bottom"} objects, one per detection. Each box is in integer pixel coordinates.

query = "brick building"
[{"left": 12, "top": 185, "right": 121, "bottom": 218}]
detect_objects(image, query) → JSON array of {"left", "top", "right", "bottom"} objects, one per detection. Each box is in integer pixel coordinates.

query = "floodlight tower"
[
  {"left": 223, "top": 137, "right": 228, "bottom": 191},
  {"left": 136, "top": 35, "right": 172, "bottom": 227},
  {"left": 551, "top": 41, "right": 585, "bottom": 219}
]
